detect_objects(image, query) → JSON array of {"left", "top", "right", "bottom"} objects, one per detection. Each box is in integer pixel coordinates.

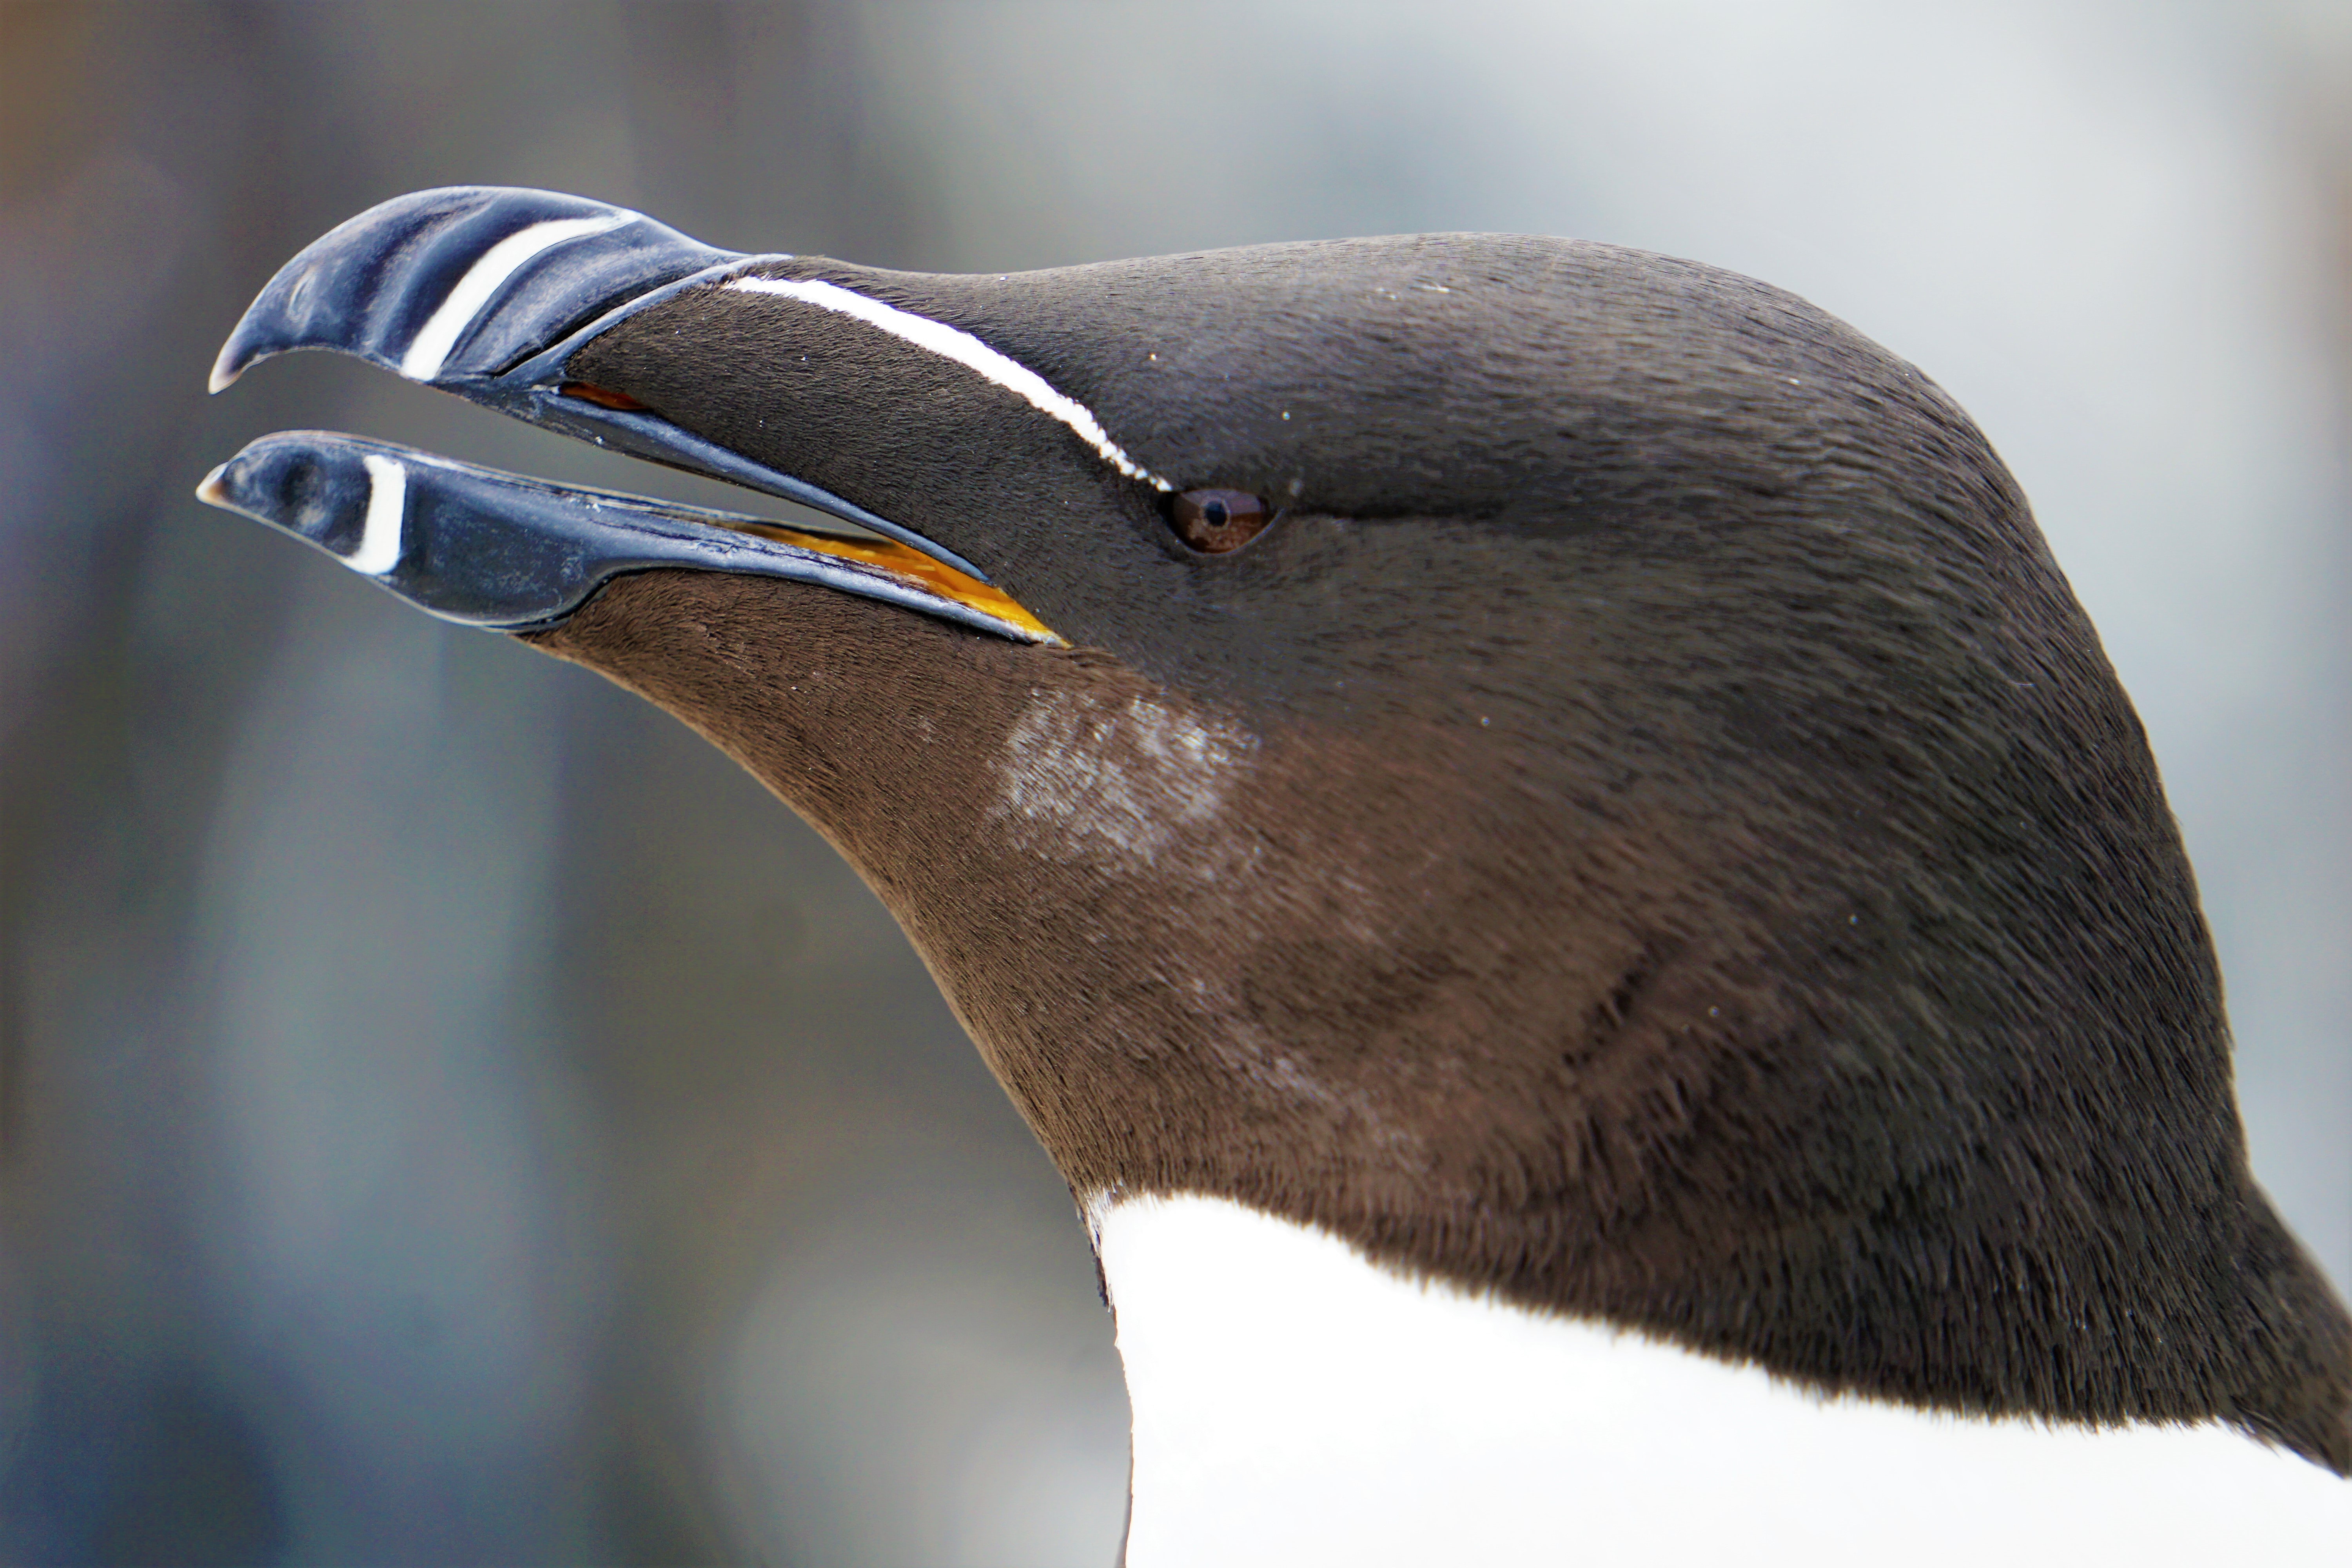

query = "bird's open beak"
[{"left": 198, "top": 185, "right": 1056, "bottom": 642}]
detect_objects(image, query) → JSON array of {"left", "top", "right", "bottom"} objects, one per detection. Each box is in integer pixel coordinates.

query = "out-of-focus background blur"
[{"left": 0, "top": 2, "right": 2345, "bottom": 1563}]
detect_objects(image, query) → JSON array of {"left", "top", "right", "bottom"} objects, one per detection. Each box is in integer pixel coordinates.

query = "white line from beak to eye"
[
  {"left": 350, "top": 454, "right": 408, "bottom": 575},
  {"left": 726, "top": 275, "right": 1174, "bottom": 492},
  {"left": 400, "top": 212, "right": 636, "bottom": 382}
]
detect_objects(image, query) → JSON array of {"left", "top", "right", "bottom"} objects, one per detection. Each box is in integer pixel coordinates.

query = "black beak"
[
  {"left": 195, "top": 434, "right": 1055, "bottom": 638},
  {"left": 200, "top": 186, "right": 1035, "bottom": 636},
  {"left": 207, "top": 187, "right": 736, "bottom": 396}
]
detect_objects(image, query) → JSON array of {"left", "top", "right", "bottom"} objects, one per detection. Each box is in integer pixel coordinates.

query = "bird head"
[{"left": 201, "top": 187, "right": 2350, "bottom": 1468}]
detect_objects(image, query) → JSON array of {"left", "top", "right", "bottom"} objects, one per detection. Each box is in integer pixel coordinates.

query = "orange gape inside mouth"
[
  {"left": 561, "top": 381, "right": 1056, "bottom": 642},
  {"left": 561, "top": 381, "right": 651, "bottom": 412},
  {"left": 725, "top": 518, "right": 1056, "bottom": 641}
]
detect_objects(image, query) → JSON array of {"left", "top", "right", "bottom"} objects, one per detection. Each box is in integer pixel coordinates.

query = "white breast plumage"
[{"left": 1090, "top": 1193, "right": 2351, "bottom": 1568}]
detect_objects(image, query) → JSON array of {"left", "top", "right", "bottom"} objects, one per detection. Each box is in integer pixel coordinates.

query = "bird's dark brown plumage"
[
  {"left": 192, "top": 190, "right": 2352, "bottom": 1472},
  {"left": 530, "top": 506, "right": 2350, "bottom": 1469}
]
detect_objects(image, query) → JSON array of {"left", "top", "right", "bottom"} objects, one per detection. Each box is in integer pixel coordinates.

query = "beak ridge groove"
[{"left": 207, "top": 185, "right": 743, "bottom": 394}]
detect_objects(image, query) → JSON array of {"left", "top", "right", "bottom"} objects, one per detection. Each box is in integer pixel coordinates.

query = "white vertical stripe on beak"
[
  {"left": 399, "top": 212, "right": 636, "bottom": 382},
  {"left": 726, "top": 275, "right": 1175, "bottom": 491},
  {"left": 349, "top": 454, "right": 408, "bottom": 575}
]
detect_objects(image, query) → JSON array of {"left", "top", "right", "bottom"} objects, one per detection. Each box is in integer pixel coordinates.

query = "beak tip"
[{"left": 207, "top": 335, "right": 250, "bottom": 394}]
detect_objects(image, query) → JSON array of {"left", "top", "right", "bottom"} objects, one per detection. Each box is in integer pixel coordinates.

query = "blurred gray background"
[{"left": 0, "top": 2, "right": 2346, "bottom": 1563}]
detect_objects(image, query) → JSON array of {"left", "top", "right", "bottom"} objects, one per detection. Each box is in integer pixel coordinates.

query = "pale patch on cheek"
[{"left": 992, "top": 690, "right": 1255, "bottom": 867}]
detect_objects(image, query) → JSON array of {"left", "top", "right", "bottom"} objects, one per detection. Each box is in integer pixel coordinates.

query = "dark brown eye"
[{"left": 1169, "top": 488, "right": 1270, "bottom": 554}]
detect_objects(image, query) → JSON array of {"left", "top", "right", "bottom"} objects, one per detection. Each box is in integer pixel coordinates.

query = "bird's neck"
[{"left": 1087, "top": 1192, "right": 2350, "bottom": 1568}]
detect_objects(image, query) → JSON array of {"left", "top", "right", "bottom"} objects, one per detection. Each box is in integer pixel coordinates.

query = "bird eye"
[{"left": 1169, "top": 488, "right": 1270, "bottom": 554}]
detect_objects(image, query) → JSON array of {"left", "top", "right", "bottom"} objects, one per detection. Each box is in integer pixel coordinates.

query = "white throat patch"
[
  {"left": 1088, "top": 1192, "right": 2351, "bottom": 1568},
  {"left": 726, "top": 275, "right": 1173, "bottom": 491}
]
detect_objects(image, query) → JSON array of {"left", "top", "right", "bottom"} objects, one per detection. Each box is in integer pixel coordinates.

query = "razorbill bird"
[{"left": 199, "top": 188, "right": 2351, "bottom": 1564}]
